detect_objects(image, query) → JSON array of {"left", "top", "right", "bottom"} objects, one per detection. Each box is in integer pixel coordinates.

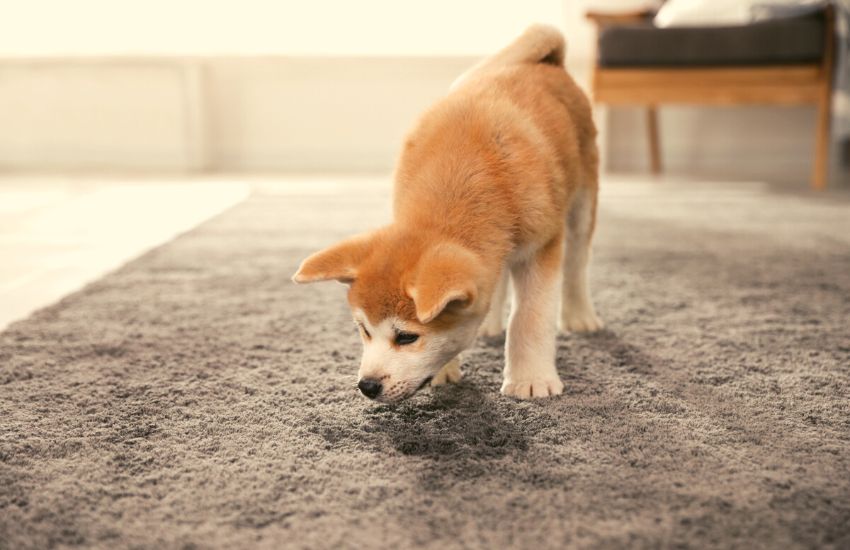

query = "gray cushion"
[{"left": 598, "top": 9, "right": 827, "bottom": 67}]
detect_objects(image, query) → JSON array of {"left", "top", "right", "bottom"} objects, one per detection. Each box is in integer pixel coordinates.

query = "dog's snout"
[{"left": 358, "top": 378, "right": 382, "bottom": 399}]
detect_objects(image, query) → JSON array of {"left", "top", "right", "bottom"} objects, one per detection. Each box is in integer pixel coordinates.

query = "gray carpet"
[{"left": 1, "top": 180, "right": 849, "bottom": 549}]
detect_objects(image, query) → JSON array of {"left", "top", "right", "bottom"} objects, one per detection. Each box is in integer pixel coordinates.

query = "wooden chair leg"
[
  {"left": 812, "top": 95, "right": 831, "bottom": 190},
  {"left": 647, "top": 105, "right": 662, "bottom": 175}
]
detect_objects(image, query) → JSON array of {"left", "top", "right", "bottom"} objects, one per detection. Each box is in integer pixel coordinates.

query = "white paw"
[
  {"left": 560, "top": 310, "right": 604, "bottom": 333},
  {"left": 478, "top": 319, "right": 504, "bottom": 338},
  {"left": 431, "top": 358, "right": 463, "bottom": 386},
  {"left": 500, "top": 376, "right": 564, "bottom": 399}
]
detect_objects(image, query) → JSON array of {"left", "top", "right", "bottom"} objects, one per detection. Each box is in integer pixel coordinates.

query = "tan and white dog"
[{"left": 293, "top": 24, "right": 602, "bottom": 402}]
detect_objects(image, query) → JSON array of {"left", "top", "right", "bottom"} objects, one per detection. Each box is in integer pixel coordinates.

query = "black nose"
[{"left": 358, "top": 378, "right": 382, "bottom": 399}]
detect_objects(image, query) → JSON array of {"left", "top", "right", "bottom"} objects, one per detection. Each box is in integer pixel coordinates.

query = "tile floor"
[{"left": 0, "top": 176, "right": 250, "bottom": 330}]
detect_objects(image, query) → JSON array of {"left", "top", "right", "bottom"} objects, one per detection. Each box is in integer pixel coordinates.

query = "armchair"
[{"left": 587, "top": 5, "right": 836, "bottom": 189}]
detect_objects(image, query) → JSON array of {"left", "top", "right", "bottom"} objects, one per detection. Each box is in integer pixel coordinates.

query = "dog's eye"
[
  {"left": 395, "top": 332, "right": 419, "bottom": 346},
  {"left": 357, "top": 322, "right": 370, "bottom": 339}
]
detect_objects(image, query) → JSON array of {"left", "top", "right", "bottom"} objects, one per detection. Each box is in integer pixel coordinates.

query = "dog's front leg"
[{"left": 501, "top": 235, "right": 564, "bottom": 399}]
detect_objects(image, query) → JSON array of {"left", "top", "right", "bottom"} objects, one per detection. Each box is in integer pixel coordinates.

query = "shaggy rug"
[{"left": 1, "top": 179, "right": 849, "bottom": 549}]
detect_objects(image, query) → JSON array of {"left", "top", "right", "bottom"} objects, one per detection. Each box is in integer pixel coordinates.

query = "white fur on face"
[{"left": 353, "top": 309, "right": 478, "bottom": 403}]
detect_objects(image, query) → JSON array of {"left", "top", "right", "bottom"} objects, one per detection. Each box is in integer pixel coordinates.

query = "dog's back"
[{"left": 393, "top": 25, "right": 598, "bottom": 258}]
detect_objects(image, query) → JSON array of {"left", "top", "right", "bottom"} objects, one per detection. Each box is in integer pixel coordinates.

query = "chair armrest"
[{"left": 586, "top": 9, "right": 654, "bottom": 27}]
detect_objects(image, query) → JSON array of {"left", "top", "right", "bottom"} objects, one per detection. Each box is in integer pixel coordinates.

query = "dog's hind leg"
[
  {"left": 431, "top": 356, "right": 462, "bottom": 386},
  {"left": 479, "top": 266, "right": 509, "bottom": 338},
  {"left": 560, "top": 185, "right": 603, "bottom": 333}
]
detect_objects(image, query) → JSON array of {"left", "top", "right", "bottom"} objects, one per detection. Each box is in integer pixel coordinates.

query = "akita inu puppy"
[{"left": 293, "top": 24, "right": 602, "bottom": 402}]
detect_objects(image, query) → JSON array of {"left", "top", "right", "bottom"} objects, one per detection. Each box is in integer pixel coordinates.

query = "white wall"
[
  {"left": 0, "top": 0, "right": 566, "bottom": 173},
  {"left": 0, "top": 56, "right": 478, "bottom": 173},
  {"left": 205, "top": 57, "right": 474, "bottom": 172},
  {"left": 0, "top": 61, "right": 198, "bottom": 171},
  {"left": 0, "top": 0, "right": 563, "bottom": 57}
]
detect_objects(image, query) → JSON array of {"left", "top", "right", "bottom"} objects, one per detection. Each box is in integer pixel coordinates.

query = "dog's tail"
[{"left": 451, "top": 24, "right": 566, "bottom": 90}]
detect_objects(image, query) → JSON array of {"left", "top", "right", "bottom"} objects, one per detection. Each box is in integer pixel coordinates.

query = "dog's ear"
[
  {"left": 292, "top": 231, "right": 377, "bottom": 285},
  {"left": 407, "top": 243, "right": 484, "bottom": 324}
]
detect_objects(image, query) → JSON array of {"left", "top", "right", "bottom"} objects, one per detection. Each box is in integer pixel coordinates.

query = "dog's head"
[{"left": 292, "top": 227, "right": 489, "bottom": 402}]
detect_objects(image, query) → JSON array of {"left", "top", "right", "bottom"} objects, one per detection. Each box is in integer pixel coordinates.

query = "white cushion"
[
  {"left": 586, "top": 0, "right": 663, "bottom": 15},
  {"left": 654, "top": 0, "right": 820, "bottom": 28}
]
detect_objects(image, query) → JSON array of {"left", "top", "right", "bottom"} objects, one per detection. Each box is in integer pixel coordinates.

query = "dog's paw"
[
  {"left": 560, "top": 310, "right": 604, "bottom": 333},
  {"left": 478, "top": 319, "right": 504, "bottom": 338},
  {"left": 501, "top": 376, "right": 564, "bottom": 399},
  {"left": 431, "top": 358, "right": 462, "bottom": 386}
]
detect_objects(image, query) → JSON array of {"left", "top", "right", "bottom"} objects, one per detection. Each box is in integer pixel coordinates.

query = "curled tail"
[{"left": 451, "top": 24, "right": 566, "bottom": 90}]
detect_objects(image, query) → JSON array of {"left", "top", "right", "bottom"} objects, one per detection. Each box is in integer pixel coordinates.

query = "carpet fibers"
[{"left": 1, "top": 181, "right": 849, "bottom": 549}]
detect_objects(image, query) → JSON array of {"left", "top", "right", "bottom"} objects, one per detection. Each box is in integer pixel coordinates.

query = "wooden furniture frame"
[{"left": 587, "top": 7, "right": 836, "bottom": 189}]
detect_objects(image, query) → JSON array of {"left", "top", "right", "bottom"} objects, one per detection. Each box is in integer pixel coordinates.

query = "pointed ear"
[
  {"left": 407, "top": 243, "right": 485, "bottom": 324},
  {"left": 292, "top": 231, "right": 377, "bottom": 284}
]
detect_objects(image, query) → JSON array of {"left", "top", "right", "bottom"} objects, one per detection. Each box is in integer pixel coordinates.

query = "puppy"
[{"left": 293, "top": 24, "right": 602, "bottom": 402}]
